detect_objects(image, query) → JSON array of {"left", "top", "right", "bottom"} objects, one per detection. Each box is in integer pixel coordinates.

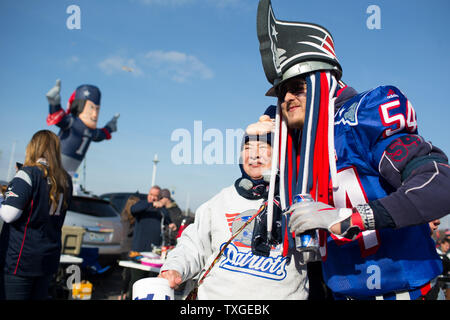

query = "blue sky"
[{"left": 0, "top": 0, "right": 449, "bottom": 227}]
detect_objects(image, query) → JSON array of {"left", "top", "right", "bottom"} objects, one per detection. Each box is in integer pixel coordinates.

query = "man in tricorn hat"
[
  {"left": 249, "top": 0, "right": 450, "bottom": 300},
  {"left": 45, "top": 79, "right": 119, "bottom": 177}
]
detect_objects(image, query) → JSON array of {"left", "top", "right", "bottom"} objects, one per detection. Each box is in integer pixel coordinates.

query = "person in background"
[
  {"left": 130, "top": 186, "right": 175, "bottom": 252},
  {"left": 436, "top": 235, "right": 450, "bottom": 300},
  {"left": 0, "top": 130, "right": 72, "bottom": 300},
  {"left": 120, "top": 195, "right": 139, "bottom": 254},
  {"left": 160, "top": 189, "right": 183, "bottom": 246},
  {"left": 118, "top": 195, "right": 139, "bottom": 300},
  {"left": 438, "top": 236, "right": 450, "bottom": 258},
  {"left": 127, "top": 186, "right": 173, "bottom": 298}
]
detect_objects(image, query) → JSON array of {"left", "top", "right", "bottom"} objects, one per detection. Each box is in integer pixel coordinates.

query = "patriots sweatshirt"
[{"left": 160, "top": 184, "right": 309, "bottom": 300}]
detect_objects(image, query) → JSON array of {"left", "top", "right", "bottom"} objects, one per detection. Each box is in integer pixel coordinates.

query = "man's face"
[
  {"left": 242, "top": 140, "right": 272, "bottom": 180},
  {"left": 442, "top": 240, "right": 450, "bottom": 253},
  {"left": 147, "top": 187, "right": 161, "bottom": 203},
  {"left": 79, "top": 100, "right": 100, "bottom": 129},
  {"left": 277, "top": 77, "right": 307, "bottom": 129}
]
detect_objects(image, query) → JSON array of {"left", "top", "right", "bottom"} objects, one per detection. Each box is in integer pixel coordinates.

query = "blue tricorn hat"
[
  {"left": 257, "top": 0, "right": 342, "bottom": 96},
  {"left": 74, "top": 84, "right": 101, "bottom": 105}
]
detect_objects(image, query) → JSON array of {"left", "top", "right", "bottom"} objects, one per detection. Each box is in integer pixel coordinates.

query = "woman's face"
[{"left": 242, "top": 140, "right": 272, "bottom": 180}]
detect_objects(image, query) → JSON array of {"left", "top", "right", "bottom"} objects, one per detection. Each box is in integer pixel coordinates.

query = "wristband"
[{"left": 355, "top": 204, "right": 375, "bottom": 230}]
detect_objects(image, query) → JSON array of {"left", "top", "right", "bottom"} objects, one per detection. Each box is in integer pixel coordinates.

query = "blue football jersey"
[
  {"left": 58, "top": 116, "right": 109, "bottom": 160},
  {"left": 48, "top": 104, "right": 111, "bottom": 173},
  {"left": 320, "top": 85, "right": 442, "bottom": 299},
  {"left": 0, "top": 166, "right": 72, "bottom": 276}
]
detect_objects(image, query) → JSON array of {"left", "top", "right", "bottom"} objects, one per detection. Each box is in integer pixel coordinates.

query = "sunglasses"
[{"left": 276, "top": 78, "right": 307, "bottom": 101}]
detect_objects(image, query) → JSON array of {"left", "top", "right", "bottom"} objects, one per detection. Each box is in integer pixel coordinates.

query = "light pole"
[
  {"left": 151, "top": 153, "right": 159, "bottom": 187},
  {"left": 185, "top": 192, "right": 190, "bottom": 216},
  {"left": 6, "top": 141, "right": 16, "bottom": 182}
]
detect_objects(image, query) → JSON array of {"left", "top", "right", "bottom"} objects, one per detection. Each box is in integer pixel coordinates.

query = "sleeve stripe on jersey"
[
  {"left": 14, "top": 170, "right": 32, "bottom": 187},
  {"left": 0, "top": 204, "right": 23, "bottom": 223},
  {"left": 379, "top": 151, "right": 401, "bottom": 174},
  {"left": 405, "top": 161, "right": 439, "bottom": 195}
]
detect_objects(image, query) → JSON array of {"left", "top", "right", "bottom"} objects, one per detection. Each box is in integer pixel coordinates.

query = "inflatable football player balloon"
[{"left": 46, "top": 79, "right": 119, "bottom": 176}]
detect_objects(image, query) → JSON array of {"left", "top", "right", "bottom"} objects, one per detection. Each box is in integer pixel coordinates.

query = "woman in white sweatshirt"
[{"left": 159, "top": 118, "right": 309, "bottom": 300}]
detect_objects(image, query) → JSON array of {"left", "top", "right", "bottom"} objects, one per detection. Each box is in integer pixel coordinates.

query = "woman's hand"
[{"left": 159, "top": 270, "right": 183, "bottom": 289}]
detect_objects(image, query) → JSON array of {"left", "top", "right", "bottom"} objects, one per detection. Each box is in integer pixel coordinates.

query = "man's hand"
[
  {"left": 168, "top": 223, "right": 177, "bottom": 231},
  {"left": 159, "top": 270, "right": 183, "bottom": 289},
  {"left": 429, "top": 219, "right": 440, "bottom": 233},
  {"left": 246, "top": 115, "right": 275, "bottom": 135},
  {"left": 46, "top": 79, "right": 61, "bottom": 106},
  {"left": 152, "top": 200, "right": 164, "bottom": 208},
  {"left": 287, "top": 201, "right": 352, "bottom": 235},
  {"left": 105, "top": 113, "right": 120, "bottom": 133}
]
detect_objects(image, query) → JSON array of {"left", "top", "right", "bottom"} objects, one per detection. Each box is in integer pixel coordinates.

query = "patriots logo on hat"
[{"left": 257, "top": 0, "right": 342, "bottom": 86}]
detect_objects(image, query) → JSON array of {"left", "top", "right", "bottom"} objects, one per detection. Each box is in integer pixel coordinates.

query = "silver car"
[{"left": 63, "top": 196, "right": 123, "bottom": 256}]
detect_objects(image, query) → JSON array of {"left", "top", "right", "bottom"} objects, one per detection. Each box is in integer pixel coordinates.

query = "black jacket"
[{"left": 130, "top": 200, "right": 172, "bottom": 251}]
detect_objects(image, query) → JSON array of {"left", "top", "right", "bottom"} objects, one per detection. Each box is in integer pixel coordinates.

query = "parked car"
[
  {"left": 99, "top": 192, "right": 148, "bottom": 253},
  {"left": 99, "top": 192, "right": 147, "bottom": 214},
  {"left": 63, "top": 196, "right": 123, "bottom": 257}
]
